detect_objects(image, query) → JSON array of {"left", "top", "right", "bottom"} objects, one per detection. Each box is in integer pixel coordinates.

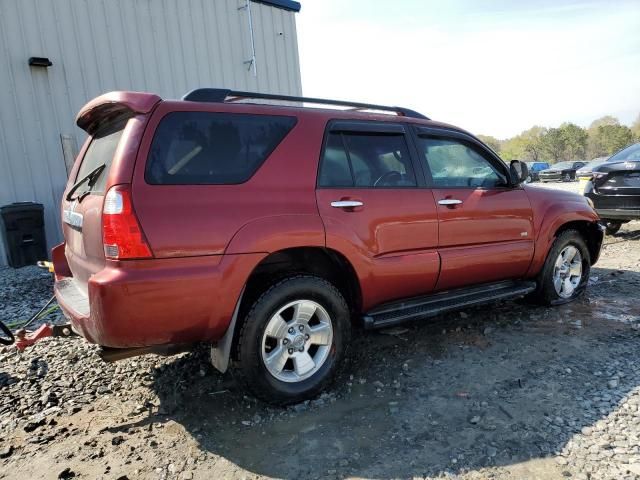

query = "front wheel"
[
  {"left": 529, "top": 230, "right": 591, "bottom": 306},
  {"left": 236, "top": 275, "right": 351, "bottom": 405}
]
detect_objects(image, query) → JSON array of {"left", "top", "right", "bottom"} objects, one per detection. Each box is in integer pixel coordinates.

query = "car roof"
[
  {"left": 79, "top": 89, "right": 481, "bottom": 141},
  {"left": 160, "top": 98, "right": 470, "bottom": 135}
]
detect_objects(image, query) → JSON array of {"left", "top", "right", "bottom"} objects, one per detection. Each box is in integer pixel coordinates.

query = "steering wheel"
[
  {"left": 0, "top": 320, "right": 15, "bottom": 346},
  {"left": 373, "top": 171, "right": 401, "bottom": 187}
]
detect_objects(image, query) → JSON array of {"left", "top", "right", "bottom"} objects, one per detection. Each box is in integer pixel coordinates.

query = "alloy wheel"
[
  {"left": 261, "top": 300, "right": 333, "bottom": 383},
  {"left": 552, "top": 245, "right": 582, "bottom": 298}
]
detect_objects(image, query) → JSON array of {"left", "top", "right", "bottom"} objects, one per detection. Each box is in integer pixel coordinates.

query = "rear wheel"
[
  {"left": 236, "top": 275, "right": 350, "bottom": 405},
  {"left": 530, "top": 230, "right": 590, "bottom": 305},
  {"left": 603, "top": 220, "right": 622, "bottom": 235},
  {"left": 563, "top": 173, "right": 572, "bottom": 182}
]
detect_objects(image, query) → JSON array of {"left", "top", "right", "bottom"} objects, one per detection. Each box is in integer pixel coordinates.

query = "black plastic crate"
[{"left": 1, "top": 202, "right": 47, "bottom": 268}]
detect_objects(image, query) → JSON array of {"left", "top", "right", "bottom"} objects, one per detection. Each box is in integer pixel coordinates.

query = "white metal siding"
[{"left": 0, "top": 0, "right": 302, "bottom": 266}]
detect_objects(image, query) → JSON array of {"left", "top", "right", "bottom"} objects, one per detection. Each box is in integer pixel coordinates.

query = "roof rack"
[{"left": 181, "top": 88, "right": 430, "bottom": 120}]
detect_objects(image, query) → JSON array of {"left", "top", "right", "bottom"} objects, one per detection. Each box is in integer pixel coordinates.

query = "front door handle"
[
  {"left": 331, "top": 200, "right": 364, "bottom": 209},
  {"left": 438, "top": 199, "right": 463, "bottom": 206}
]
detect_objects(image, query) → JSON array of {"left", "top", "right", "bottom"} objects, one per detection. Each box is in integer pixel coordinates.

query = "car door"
[
  {"left": 315, "top": 120, "right": 440, "bottom": 310},
  {"left": 412, "top": 127, "right": 535, "bottom": 291}
]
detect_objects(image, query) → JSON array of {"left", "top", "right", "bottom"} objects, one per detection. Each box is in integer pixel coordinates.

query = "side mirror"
[{"left": 509, "top": 160, "right": 529, "bottom": 185}]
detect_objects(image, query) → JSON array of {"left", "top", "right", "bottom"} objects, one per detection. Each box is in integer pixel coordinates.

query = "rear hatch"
[
  {"left": 592, "top": 161, "right": 640, "bottom": 208},
  {"left": 594, "top": 161, "right": 640, "bottom": 194},
  {"left": 61, "top": 92, "right": 160, "bottom": 291}
]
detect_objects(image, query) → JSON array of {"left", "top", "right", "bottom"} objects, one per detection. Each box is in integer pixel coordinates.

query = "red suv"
[{"left": 53, "top": 89, "right": 604, "bottom": 404}]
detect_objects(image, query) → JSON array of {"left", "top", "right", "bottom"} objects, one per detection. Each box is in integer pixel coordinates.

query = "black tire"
[
  {"left": 235, "top": 275, "right": 351, "bottom": 405},
  {"left": 529, "top": 230, "right": 591, "bottom": 306},
  {"left": 603, "top": 220, "right": 622, "bottom": 235}
]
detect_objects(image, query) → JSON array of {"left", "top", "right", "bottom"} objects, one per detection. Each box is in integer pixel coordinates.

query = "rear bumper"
[
  {"left": 584, "top": 192, "right": 640, "bottom": 221},
  {"left": 53, "top": 244, "right": 265, "bottom": 348},
  {"left": 595, "top": 208, "right": 640, "bottom": 220}
]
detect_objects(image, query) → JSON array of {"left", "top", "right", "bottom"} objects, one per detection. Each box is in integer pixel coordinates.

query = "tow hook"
[
  {"left": 0, "top": 261, "right": 77, "bottom": 350},
  {"left": 14, "top": 323, "right": 77, "bottom": 351}
]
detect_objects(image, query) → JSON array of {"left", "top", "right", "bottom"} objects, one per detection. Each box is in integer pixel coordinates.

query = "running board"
[{"left": 363, "top": 280, "right": 537, "bottom": 330}]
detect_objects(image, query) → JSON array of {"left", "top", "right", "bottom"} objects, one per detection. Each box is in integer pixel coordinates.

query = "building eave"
[{"left": 251, "top": 0, "right": 301, "bottom": 13}]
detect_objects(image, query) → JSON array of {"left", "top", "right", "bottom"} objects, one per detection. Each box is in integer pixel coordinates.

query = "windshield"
[
  {"left": 609, "top": 142, "right": 640, "bottom": 163},
  {"left": 552, "top": 161, "right": 573, "bottom": 169},
  {"left": 527, "top": 162, "right": 548, "bottom": 171}
]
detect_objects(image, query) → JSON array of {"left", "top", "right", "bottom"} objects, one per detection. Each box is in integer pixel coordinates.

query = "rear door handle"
[
  {"left": 438, "top": 199, "right": 462, "bottom": 206},
  {"left": 331, "top": 200, "right": 364, "bottom": 208}
]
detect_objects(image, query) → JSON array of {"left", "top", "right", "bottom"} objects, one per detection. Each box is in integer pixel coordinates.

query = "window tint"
[
  {"left": 417, "top": 136, "right": 506, "bottom": 188},
  {"left": 146, "top": 112, "right": 296, "bottom": 185},
  {"left": 318, "top": 131, "right": 416, "bottom": 188},
  {"left": 318, "top": 133, "right": 353, "bottom": 187},
  {"left": 75, "top": 121, "right": 126, "bottom": 194}
]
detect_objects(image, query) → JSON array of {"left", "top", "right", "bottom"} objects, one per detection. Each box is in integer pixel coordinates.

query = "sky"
[{"left": 296, "top": 0, "right": 640, "bottom": 139}]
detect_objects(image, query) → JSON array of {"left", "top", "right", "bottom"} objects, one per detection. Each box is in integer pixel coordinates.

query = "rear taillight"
[
  {"left": 102, "top": 185, "right": 152, "bottom": 259},
  {"left": 591, "top": 171, "right": 608, "bottom": 189}
]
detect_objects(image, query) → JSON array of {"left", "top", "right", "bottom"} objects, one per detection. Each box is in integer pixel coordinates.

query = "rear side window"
[
  {"left": 318, "top": 132, "right": 416, "bottom": 188},
  {"left": 145, "top": 112, "right": 296, "bottom": 185},
  {"left": 75, "top": 121, "right": 126, "bottom": 194}
]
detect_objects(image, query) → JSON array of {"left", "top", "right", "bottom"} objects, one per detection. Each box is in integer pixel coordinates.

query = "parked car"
[
  {"left": 53, "top": 89, "right": 604, "bottom": 404},
  {"left": 577, "top": 157, "right": 610, "bottom": 191},
  {"left": 584, "top": 142, "right": 640, "bottom": 234},
  {"left": 538, "top": 161, "right": 587, "bottom": 182},
  {"left": 577, "top": 157, "right": 609, "bottom": 178},
  {"left": 525, "top": 161, "right": 551, "bottom": 182}
]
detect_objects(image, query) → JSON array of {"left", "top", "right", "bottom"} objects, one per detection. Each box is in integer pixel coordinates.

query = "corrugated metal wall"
[{"left": 0, "top": 0, "right": 302, "bottom": 266}]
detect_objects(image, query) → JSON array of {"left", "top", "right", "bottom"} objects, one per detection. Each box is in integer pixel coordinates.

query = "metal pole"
[{"left": 239, "top": 0, "right": 257, "bottom": 77}]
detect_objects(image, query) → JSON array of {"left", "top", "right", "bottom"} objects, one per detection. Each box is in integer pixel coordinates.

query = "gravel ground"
[
  {"left": 0, "top": 266, "right": 64, "bottom": 331},
  {"left": 2, "top": 181, "right": 640, "bottom": 480}
]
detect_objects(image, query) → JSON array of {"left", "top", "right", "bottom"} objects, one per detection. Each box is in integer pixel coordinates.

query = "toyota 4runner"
[{"left": 53, "top": 89, "right": 604, "bottom": 404}]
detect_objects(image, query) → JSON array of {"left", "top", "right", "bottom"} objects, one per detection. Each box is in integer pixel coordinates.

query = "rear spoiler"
[{"left": 76, "top": 91, "right": 161, "bottom": 134}]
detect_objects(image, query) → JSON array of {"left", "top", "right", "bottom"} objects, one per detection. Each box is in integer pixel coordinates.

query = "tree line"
[{"left": 478, "top": 114, "right": 640, "bottom": 164}]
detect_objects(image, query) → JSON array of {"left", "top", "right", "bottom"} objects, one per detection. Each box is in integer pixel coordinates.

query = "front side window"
[
  {"left": 417, "top": 136, "right": 506, "bottom": 188},
  {"left": 146, "top": 112, "right": 296, "bottom": 185},
  {"left": 318, "top": 131, "right": 416, "bottom": 188}
]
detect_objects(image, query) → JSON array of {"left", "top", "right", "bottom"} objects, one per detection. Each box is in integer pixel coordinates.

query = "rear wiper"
[{"left": 65, "top": 164, "right": 107, "bottom": 202}]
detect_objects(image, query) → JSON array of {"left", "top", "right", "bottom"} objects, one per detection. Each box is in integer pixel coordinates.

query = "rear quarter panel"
[{"left": 131, "top": 102, "right": 328, "bottom": 257}]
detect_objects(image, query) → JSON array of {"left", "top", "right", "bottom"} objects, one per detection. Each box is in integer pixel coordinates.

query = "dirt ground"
[{"left": 2, "top": 182, "right": 640, "bottom": 480}]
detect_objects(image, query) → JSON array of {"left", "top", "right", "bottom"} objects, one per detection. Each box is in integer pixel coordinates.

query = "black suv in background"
[
  {"left": 584, "top": 142, "right": 640, "bottom": 234},
  {"left": 539, "top": 161, "right": 586, "bottom": 182}
]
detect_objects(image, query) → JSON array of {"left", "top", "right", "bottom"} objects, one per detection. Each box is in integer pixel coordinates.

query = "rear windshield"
[
  {"left": 145, "top": 112, "right": 296, "bottom": 185},
  {"left": 609, "top": 142, "right": 640, "bottom": 162},
  {"left": 75, "top": 120, "right": 126, "bottom": 194}
]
